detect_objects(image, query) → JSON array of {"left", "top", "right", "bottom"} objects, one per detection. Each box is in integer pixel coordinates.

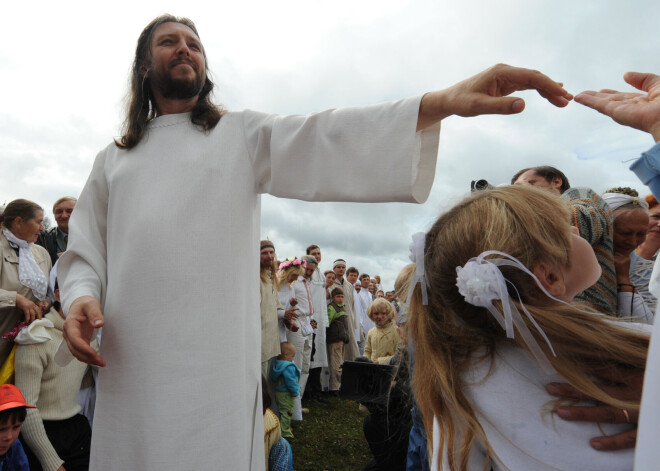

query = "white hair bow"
[{"left": 456, "top": 250, "right": 558, "bottom": 374}]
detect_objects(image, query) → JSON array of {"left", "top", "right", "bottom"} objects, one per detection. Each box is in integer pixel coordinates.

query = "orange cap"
[{"left": 0, "top": 384, "right": 36, "bottom": 412}]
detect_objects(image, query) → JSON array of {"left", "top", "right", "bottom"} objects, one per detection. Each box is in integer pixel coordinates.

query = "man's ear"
[
  {"left": 552, "top": 177, "right": 563, "bottom": 191},
  {"left": 139, "top": 61, "right": 151, "bottom": 78},
  {"left": 532, "top": 261, "right": 566, "bottom": 298}
]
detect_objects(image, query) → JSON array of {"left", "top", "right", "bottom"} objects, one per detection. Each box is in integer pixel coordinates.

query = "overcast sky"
[{"left": 2, "top": 0, "right": 659, "bottom": 288}]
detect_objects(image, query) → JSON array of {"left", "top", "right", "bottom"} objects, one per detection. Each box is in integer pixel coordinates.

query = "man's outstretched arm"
[{"left": 417, "top": 63, "right": 573, "bottom": 131}]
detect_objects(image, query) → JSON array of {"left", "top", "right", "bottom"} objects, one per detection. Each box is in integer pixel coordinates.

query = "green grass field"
[{"left": 290, "top": 395, "right": 372, "bottom": 471}]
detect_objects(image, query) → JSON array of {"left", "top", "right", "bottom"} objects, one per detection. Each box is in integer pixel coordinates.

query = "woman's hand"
[
  {"left": 289, "top": 297, "right": 298, "bottom": 307},
  {"left": 614, "top": 252, "right": 633, "bottom": 285},
  {"left": 575, "top": 72, "right": 660, "bottom": 142},
  {"left": 15, "top": 294, "right": 43, "bottom": 323},
  {"left": 547, "top": 367, "right": 643, "bottom": 451},
  {"left": 38, "top": 299, "right": 50, "bottom": 314},
  {"left": 284, "top": 308, "right": 299, "bottom": 321}
]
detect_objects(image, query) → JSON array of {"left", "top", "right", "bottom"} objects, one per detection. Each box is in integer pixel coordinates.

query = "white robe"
[
  {"left": 309, "top": 266, "right": 328, "bottom": 369},
  {"left": 59, "top": 97, "right": 440, "bottom": 471}
]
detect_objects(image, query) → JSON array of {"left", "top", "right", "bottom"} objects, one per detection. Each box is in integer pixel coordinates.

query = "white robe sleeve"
[
  {"left": 242, "top": 96, "right": 440, "bottom": 203},
  {"left": 58, "top": 149, "right": 110, "bottom": 313}
]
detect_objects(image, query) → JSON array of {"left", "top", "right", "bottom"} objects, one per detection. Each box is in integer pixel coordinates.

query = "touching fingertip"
[
  {"left": 590, "top": 439, "right": 603, "bottom": 450},
  {"left": 511, "top": 99, "right": 525, "bottom": 113}
]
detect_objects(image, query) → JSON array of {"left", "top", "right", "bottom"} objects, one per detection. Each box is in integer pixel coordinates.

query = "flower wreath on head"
[{"left": 278, "top": 257, "right": 306, "bottom": 271}]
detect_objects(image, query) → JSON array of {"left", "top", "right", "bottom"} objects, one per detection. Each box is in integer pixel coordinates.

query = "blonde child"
[
  {"left": 270, "top": 342, "right": 300, "bottom": 439},
  {"left": 407, "top": 186, "right": 648, "bottom": 471},
  {"left": 363, "top": 298, "right": 400, "bottom": 365}
]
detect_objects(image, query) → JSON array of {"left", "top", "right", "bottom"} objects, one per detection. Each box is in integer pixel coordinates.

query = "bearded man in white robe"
[{"left": 58, "top": 13, "right": 573, "bottom": 471}]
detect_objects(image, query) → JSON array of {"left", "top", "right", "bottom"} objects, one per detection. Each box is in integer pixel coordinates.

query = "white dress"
[{"left": 59, "top": 98, "right": 440, "bottom": 471}]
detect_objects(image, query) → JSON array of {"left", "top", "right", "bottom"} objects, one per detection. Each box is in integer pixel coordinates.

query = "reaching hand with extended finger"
[
  {"left": 575, "top": 72, "right": 660, "bottom": 142},
  {"left": 417, "top": 63, "right": 573, "bottom": 131}
]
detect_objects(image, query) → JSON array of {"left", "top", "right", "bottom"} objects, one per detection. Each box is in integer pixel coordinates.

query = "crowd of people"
[{"left": 3, "top": 11, "right": 660, "bottom": 471}]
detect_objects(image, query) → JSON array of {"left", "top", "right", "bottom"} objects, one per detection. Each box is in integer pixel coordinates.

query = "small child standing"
[
  {"left": 270, "top": 342, "right": 301, "bottom": 439},
  {"left": 364, "top": 298, "right": 400, "bottom": 365},
  {"left": 0, "top": 384, "right": 36, "bottom": 471},
  {"left": 326, "top": 287, "right": 350, "bottom": 392}
]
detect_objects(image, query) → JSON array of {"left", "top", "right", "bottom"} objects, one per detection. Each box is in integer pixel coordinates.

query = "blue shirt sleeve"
[
  {"left": 3, "top": 440, "right": 30, "bottom": 471},
  {"left": 630, "top": 141, "right": 660, "bottom": 199}
]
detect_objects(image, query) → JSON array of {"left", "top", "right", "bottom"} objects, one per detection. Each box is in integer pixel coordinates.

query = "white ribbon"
[
  {"left": 456, "top": 250, "right": 559, "bottom": 374},
  {"left": 2, "top": 228, "right": 48, "bottom": 300},
  {"left": 431, "top": 415, "right": 440, "bottom": 471},
  {"left": 408, "top": 232, "right": 428, "bottom": 305}
]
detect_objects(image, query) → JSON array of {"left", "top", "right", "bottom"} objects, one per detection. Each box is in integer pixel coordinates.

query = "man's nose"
[{"left": 176, "top": 41, "right": 190, "bottom": 55}]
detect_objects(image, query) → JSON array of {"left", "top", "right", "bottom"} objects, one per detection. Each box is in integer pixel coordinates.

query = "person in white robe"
[
  {"left": 58, "top": 14, "right": 574, "bottom": 471},
  {"left": 302, "top": 251, "right": 329, "bottom": 397}
]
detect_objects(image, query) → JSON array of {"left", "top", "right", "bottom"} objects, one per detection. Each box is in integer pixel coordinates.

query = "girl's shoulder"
[{"left": 461, "top": 344, "right": 635, "bottom": 470}]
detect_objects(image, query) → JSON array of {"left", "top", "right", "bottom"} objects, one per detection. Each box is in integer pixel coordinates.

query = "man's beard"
[{"left": 150, "top": 66, "right": 204, "bottom": 100}]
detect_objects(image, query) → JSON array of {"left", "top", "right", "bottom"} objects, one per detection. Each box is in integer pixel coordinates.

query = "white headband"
[{"left": 601, "top": 192, "right": 649, "bottom": 212}]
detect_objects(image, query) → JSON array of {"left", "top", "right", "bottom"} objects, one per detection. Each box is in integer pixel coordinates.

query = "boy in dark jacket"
[{"left": 326, "top": 288, "right": 349, "bottom": 392}]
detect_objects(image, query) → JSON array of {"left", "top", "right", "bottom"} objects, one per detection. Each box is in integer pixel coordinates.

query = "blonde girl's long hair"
[
  {"left": 276, "top": 265, "right": 305, "bottom": 290},
  {"left": 407, "top": 186, "right": 648, "bottom": 471}
]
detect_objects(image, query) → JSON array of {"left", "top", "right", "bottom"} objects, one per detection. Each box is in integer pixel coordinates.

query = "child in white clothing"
[{"left": 407, "top": 186, "right": 649, "bottom": 471}]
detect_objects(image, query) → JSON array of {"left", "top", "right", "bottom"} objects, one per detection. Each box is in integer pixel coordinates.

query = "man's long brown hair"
[{"left": 115, "top": 14, "right": 225, "bottom": 149}]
